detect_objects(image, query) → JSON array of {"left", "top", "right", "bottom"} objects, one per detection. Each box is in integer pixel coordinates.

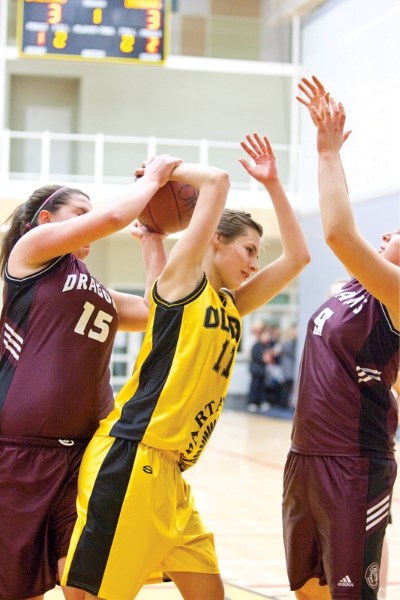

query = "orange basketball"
[{"left": 138, "top": 181, "right": 198, "bottom": 234}]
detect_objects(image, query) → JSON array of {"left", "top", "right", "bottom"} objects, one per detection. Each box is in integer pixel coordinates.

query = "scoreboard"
[{"left": 18, "top": 0, "right": 169, "bottom": 64}]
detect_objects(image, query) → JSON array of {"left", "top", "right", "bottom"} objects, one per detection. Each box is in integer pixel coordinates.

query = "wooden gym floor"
[{"left": 46, "top": 408, "right": 400, "bottom": 600}]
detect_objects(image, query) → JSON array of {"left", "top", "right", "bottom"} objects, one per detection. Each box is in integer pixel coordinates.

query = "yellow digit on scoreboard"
[
  {"left": 53, "top": 30, "right": 68, "bottom": 49},
  {"left": 19, "top": 0, "right": 168, "bottom": 64},
  {"left": 93, "top": 8, "right": 103, "bottom": 25},
  {"left": 120, "top": 34, "right": 135, "bottom": 53},
  {"left": 147, "top": 9, "right": 161, "bottom": 30},
  {"left": 48, "top": 2, "right": 62, "bottom": 24},
  {"left": 124, "top": 1, "right": 161, "bottom": 8}
]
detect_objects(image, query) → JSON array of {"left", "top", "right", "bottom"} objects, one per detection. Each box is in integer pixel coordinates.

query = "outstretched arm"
[
  {"left": 155, "top": 163, "right": 230, "bottom": 302},
  {"left": 10, "top": 154, "right": 182, "bottom": 275},
  {"left": 235, "top": 133, "right": 310, "bottom": 316},
  {"left": 297, "top": 75, "right": 351, "bottom": 192},
  {"left": 308, "top": 95, "right": 399, "bottom": 323}
]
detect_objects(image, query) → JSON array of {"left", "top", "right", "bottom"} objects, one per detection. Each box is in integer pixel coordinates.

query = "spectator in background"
[
  {"left": 279, "top": 323, "right": 298, "bottom": 409},
  {"left": 247, "top": 324, "right": 271, "bottom": 412},
  {"left": 263, "top": 329, "right": 285, "bottom": 408}
]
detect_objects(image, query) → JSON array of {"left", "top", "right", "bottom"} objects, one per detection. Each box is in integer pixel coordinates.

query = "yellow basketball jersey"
[{"left": 97, "top": 275, "right": 242, "bottom": 469}]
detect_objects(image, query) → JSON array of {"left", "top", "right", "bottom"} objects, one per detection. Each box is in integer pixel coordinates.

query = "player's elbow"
[
  {"left": 291, "top": 249, "right": 311, "bottom": 276},
  {"left": 300, "top": 248, "right": 311, "bottom": 268},
  {"left": 209, "top": 168, "right": 230, "bottom": 192},
  {"left": 288, "top": 243, "right": 311, "bottom": 272},
  {"left": 103, "top": 210, "right": 129, "bottom": 232},
  {"left": 324, "top": 229, "right": 343, "bottom": 253},
  {"left": 204, "top": 167, "right": 230, "bottom": 189},
  {"left": 199, "top": 169, "right": 230, "bottom": 207}
]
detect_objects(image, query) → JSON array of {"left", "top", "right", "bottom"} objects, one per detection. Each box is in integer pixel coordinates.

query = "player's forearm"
[
  {"left": 317, "top": 151, "right": 356, "bottom": 247},
  {"left": 170, "top": 163, "right": 229, "bottom": 191},
  {"left": 141, "top": 235, "right": 167, "bottom": 306},
  {"left": 265, "top": 178, "right": 310, "bottom": 268}
]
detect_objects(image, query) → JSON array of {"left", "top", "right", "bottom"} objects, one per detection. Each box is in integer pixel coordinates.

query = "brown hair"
[
  {"left": 0, "top": 184, "right": 89, "bottom": 275},
  {"left": 216, "top": 208, "right": 263, "bottom": 240}
]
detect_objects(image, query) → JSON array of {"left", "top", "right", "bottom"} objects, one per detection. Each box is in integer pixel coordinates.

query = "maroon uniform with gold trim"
[
  {"left": 0, "top": 253, "right": 118, "bottom": 599},
  {"left": 283, "top": 278, "right": 399, "bottom": 599}
]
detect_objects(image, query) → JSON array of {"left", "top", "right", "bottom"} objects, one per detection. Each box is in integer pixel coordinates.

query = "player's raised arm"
[
  {"left": 235, "top": 133, "right": 310, "bottom": 316},
  {"left": 156, "top": 163, "right": 230, "bottom": 302},
  {"left": 309, "top": 95, "right": 400, "bottom": 324},
  {"left": 7, "top": 154, "right": 182, "bottom": 277}
]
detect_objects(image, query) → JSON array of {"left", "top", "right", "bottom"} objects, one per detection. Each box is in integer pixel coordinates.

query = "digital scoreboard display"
[{"left": 18, "top": 0, "right": 169, "bottom": 64}]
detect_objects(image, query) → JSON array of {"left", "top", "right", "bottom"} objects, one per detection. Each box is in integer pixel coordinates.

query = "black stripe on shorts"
[{"left": 66, "top": 438, "right": 138, "bottom": 594}]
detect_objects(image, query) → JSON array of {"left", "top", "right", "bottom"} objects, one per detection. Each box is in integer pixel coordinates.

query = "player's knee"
[{"left": 295, "top": 578, "right": 331, "bottom": 600}]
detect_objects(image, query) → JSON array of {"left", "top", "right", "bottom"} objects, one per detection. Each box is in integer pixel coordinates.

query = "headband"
[{"left": 30, "top": 186, "right": 68, "bottom": 226}]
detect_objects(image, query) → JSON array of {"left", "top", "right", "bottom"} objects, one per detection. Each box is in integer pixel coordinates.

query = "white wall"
[
  {"left": 295, "top": 0, "right": 400, "bottom": 372},
  {"left": 297, "top": 0, "right": 400, "bottom": 213}
]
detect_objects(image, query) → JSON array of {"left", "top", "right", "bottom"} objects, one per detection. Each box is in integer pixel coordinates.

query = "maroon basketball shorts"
[
  {"left": 0, "top": 435, "right": 87, "bottom": 600},
  {"left": 282, "top": 451, "right": 397, "bottom": 599}
]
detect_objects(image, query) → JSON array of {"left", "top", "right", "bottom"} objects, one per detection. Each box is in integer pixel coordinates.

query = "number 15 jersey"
[{"left": 0, "top": 254, "right": 118, "bottom": 439}]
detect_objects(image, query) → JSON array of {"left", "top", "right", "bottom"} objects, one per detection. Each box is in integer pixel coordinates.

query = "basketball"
[{"left": 138, "top": 181, "right": 199, "bottom": 234}]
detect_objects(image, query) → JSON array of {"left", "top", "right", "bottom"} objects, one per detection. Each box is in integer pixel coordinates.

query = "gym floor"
[{"left": 46, "top": 409, "right": 400, "bottom": 600}]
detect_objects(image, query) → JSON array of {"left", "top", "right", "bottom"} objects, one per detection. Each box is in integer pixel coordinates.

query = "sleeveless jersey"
[
  {"left": 291, "top": 278, "right": 399, "bottom": 457},
  {"left": 97, "top": 275, "right": 242, "bottom": 470},
  {"left": 0, "top": 254, "right": 118, "bottom": 439}
]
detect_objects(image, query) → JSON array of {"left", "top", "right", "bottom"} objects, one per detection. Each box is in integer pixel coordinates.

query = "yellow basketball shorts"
[{"left": 62, "top": 436, "right": 219, "bottom": 599}]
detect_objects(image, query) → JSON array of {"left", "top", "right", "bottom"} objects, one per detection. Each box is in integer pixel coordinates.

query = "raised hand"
[
  {"left": 298, "top": 76, "right": 351, "bottom": 146},
  {"left": 296, "top": 75, "right": 330, "bottom": 125},
  {"left": 311, "top": 96, "right": 351, "bottom": 153},
  {"left": 239, "top": 133, "right": 279, "bottom": 185}
]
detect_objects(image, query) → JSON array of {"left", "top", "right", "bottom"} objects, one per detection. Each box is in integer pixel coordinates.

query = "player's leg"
[
  {"left": 378, "top": 535, "right": 389, "bottom": 599},
  {"left": 162, "top": 480, "right": 223, "bottom": 600},
  {"left": 283, "top": 453, "right": 326, "bottom": 592},
  {"left": 0, "top": 438, "right": 84, "bottom": 600},
  {"left": 167, "top": 571, "right": 224, "bottom": 600},
  {"left": 64, "top": 442, "right": 186, "bottom": 599},
  {"left": 294, "top": 577, "right": 331, "bottom": 599},
  {"left": 58, "top": 556, "right": 85, "bottom": 600},
  {"left": 55, "top": 444, "right": 88, "bottom": 600},
  {"left": 312, "top": 456, "right": 396, "bottom": 600}
]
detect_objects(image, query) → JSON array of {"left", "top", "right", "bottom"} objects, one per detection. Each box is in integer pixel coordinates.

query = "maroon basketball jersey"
[
  {"left": 0, "top": 254, "right": 118, "bottom": 439},
  {"left": 291, "top": 278, "right": 399, "bottom": 457}
]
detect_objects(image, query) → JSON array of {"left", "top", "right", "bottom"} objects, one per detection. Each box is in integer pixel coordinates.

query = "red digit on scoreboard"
[
  {"left": 36, "top": 31, "right": 46, "bottom": 46},
  {"left": 146, "top": 37, "right": 160, "bottom": 53}
]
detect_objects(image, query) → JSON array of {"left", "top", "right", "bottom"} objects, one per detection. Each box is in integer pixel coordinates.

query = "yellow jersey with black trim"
[{"left": 97, "top": 274, "right": 242, "bottom": 470}]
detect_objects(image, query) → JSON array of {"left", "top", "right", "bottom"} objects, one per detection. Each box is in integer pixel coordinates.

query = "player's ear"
[
  {"left": 213, "top": 232, "right": 222, "bottom": 248},
  {"left": 37, "top": 209, "right": 53, "bottom": 224}
]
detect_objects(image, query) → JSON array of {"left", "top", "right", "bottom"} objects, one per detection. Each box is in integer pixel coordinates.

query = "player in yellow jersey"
[{"left": 62, "top": 133, "right": 311, "bottom": 600}]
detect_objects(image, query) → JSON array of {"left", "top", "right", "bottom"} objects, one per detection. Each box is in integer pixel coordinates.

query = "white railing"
[{"left": 0, "top": 128, "right": 291, "bottom": 193}]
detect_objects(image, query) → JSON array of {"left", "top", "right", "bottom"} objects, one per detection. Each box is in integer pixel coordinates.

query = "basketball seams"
[
  {"left": 168, "top": 182, "right": 183, "bottom": 224},
  {"left": 138, "top": 182, "right": 198, "bottom": 234}
]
